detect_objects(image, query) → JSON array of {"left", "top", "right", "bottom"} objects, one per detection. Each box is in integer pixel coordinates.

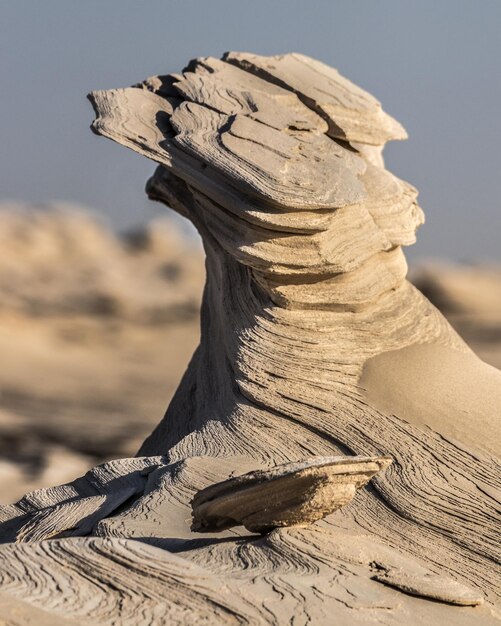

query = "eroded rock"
[
  {"left": 0, "top": 51, "right": 499, "bottom": 625},
  {"left": 191, "top": 456, "right": 392, "bottom": 533}
]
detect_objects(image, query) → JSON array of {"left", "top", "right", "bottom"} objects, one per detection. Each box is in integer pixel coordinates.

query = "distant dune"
[
  {"left": 0, "top": 205, "right": 204, "bottom": 502},
  {"left": 412, "top": 263, "right": 501, "bottom": 368},
  {"left": 0, "top": 203, "right": 203, "bottom": 322}
]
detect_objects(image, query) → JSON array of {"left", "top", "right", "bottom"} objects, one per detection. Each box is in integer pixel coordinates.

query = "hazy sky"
[{"left": 1, "top": 1, "right": 500, "bottom": 260}]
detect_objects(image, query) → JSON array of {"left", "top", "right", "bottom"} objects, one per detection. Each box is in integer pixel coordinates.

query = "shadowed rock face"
[{"left": 0, "top": 52, "right": 500, "bottom": 625}]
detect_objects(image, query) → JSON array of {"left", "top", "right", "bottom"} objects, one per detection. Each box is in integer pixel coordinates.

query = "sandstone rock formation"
[
  {"left": 0, "top": 52, "right": 499, "bottom": 624},
  {"left": 0, "top": 206, "right": 202, "bottom": 323},
  {"left": 191, "top": 456, "right": 392, "bottom": 533}
]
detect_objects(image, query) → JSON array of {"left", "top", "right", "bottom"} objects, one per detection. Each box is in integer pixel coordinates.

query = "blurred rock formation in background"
[
  {"left": 0, "top": 204, "right": 203, "bottom": 502},
  {"left": 0, "top": 204, "right": 499, "bottom": 502},
  {"left": 412, "top": 264, "right": 501, "bottom": 369}
]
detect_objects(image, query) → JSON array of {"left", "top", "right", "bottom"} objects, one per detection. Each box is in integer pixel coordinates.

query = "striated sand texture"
[{"left": 0, "top": 52, "right": 500, "bottom": 625}]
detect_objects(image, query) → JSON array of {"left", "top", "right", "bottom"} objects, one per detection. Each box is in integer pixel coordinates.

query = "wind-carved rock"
[
  {"left": 0, "top": 53, "right": 499, "bottom": 625},
  {"left": 191, "top": 456, "right": 392, "bottom": 534}
]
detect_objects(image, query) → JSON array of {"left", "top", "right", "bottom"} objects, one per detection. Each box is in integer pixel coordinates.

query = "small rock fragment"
[
  {"left": 191, "top": 455, "right": 391, "bottom": 534},
  {"left": 373, "top": 567, "right": 484, "bottom": 607}
]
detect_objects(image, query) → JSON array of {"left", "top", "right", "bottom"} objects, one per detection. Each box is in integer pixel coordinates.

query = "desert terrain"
[
  {"left": 0, "top": 205, "right": 204, "bottom": 502},
  {"left": 0, "top": 48, "right": 500, "bottom": 621},
  {"left": 0, "top": 204, "right": 500, "bottom": 504}
]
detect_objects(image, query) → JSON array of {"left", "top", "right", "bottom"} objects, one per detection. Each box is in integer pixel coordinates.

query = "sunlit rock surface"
[{"left": 0, "top": 51, "right": 500, "bottom": 624}]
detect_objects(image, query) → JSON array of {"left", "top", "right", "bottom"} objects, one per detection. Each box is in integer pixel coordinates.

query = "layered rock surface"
[{"left": 0, "top": 53, "right": 500, "bottom": 625}]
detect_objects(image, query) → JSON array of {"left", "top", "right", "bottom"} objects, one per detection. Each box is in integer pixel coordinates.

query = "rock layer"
[
  {"left": 0, "top": 52, "right": 500, "bottom": 625},
  {"left": 191, "top": 456, "right": 392, "bottom": 533}
]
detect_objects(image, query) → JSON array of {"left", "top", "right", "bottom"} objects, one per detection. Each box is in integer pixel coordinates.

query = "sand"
[
  {"left": 362, "top": 343, "right": 501, "bottom": 457},
  {"left": 0, "top": 207, "right": 203, "bottom": 502},
  {"left": 0, "top": 52, "right": 500, "bottom": 625}
]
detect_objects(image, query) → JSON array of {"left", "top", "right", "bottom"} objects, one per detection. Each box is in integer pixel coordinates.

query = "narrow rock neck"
[
  {"left": 138, "top": 233, "right": 453, "bottom": 460},
  {"left": 251, "top": 246, "right": 408, "bottom": 312},
  {"left": 139, "top": 175, "right": 460, "bottom": 461}
]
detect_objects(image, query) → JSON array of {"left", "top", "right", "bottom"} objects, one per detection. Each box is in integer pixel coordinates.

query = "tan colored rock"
[
  {"left": 175, "top": 56, "right": 328, "bottom": 133},
  {"left": 0, "top": 51, "right": 500, "bottom": 625},
  {"left": 191, "top": 456, "right": 391, "bottom": 533},
  {"left": 223, "top": 51, "right": 407, "bottom": 145}
]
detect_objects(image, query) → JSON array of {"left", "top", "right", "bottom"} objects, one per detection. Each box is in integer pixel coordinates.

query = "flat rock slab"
[
  {"left": 373, "top": 567, "right": 484, "bottom": 607},
  {"left": 191, "top": 455, "right": 392, "bottom": 533}
]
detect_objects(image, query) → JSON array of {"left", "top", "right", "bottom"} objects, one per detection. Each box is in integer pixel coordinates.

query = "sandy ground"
[
  {"left": 0, "top": 206, "right": 500, "bottom": 503},
  {"left": 0, "top": 206, "right": 203, "bottom": 502}
]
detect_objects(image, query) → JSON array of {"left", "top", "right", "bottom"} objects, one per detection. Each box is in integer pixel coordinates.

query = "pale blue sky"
[{"left": 1, "top": 1, "right": 500, "bottom": 260}]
